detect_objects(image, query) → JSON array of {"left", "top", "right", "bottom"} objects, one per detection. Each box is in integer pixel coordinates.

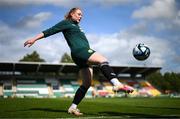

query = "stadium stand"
[
  {"left": 137, "top": 80, "right": 161, "bottom": 97},
  {"left": 16, "top": 78, "right": 49, "bottom": 98},
  {"left": 0, "top": 62, "right": 161, "bottom": 98}
]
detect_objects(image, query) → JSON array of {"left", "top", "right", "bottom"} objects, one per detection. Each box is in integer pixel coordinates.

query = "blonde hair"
[{"left": 64, "top": 7, "right": 81, "bottom": 20}]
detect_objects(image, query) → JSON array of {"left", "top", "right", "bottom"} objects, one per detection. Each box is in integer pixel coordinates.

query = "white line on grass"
[{"left": 59, "top": 116, "right": 127, "bottom": 119}]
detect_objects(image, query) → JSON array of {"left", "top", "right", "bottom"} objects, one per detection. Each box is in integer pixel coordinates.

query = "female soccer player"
[{"left": 24, "top": 7, "right": 134, "bottom": 116}]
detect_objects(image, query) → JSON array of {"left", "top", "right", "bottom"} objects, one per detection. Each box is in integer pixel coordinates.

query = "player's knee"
[
  {"left": 98, "top": 61, "right": 109, "bottom": 68},
  {"left": 99, "top": 58, "right": 108, "bottom": 64},
  {"left": 82, "top": 82, "right": 91, "bottom": 89}
]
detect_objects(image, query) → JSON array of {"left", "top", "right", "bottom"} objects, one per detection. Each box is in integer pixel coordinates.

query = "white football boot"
[{"left": 68, "top": 107, "right": 83, "bottom": 116}]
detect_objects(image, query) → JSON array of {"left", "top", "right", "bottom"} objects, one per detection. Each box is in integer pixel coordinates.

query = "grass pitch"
[{"left": 0, "top": 97, "right": 180, "bottom": 118}]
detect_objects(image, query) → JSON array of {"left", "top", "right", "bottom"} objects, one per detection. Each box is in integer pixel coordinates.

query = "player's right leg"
[{"left": 68, "top": 67, "right": 93, "bottom": 116}]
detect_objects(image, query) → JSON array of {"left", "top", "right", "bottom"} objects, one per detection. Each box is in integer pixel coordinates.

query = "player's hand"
[{"left": 24, "top": 39, "right": 36, "bottom": 47}]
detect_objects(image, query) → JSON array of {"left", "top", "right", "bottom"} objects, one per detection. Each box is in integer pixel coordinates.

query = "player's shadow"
[
  {"left": 97, "top": 105, "right": 180, "bottom": 118},
  {"left": 136, "top": 106, "right": 180, "bottom": 110},
  {"left": 29, "top": 108, "right": 67, "bottom": 113},
  {"left": 98, "top": 111, "right": 179, "bottom": 118}
]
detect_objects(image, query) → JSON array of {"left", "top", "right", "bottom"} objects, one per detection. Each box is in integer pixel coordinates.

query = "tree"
[
  {"left": 60, "top": 53, "right": 74, "bottom": 63},
  {"left": 147, "top": 72, "right": 164, "bottom": 91},
  {"left": 164, "top": 72, "right": 173, "bottom": 91},
  {"left": 147, "top": 72, "right": 180, "bottom": 93},
  {"left": 164, "top": 72, "right": 180, "bottom": 92},
  {"left": 19, "top": 51, "right": 45, "bottom": 62}
]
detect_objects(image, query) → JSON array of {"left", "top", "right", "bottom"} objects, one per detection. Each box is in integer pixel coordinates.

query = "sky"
[{"left": 0, "top": 0, "right": 179, "bottom": 73}]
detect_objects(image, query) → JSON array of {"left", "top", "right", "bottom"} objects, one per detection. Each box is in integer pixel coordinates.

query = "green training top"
[{"left": 42, "top": 19, "right": 90, "bottom": 54}]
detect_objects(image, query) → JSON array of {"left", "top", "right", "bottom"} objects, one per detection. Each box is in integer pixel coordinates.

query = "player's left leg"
[
  {"left": 68, "top": 67, "right": 93, "bottom": 116},
  {"left": 88, "top": 52, "right": 122, "bottom": 86},
  {"left": 88, "top": 52, "right": 134, "bottom": 93}
]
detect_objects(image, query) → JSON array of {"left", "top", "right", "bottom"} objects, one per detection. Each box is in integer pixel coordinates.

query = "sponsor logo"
[
  {"left": 79, "top": 27, "right": 84, "bottom": 32},
  {"left": 88, "top": 49, "right": 93, "bottom": 53},
  {"left": 72, "top": 24, "right": 76, "bottom": 26},
  {"left": 110, "top": 73, "right": 116, "bottom": 76}
]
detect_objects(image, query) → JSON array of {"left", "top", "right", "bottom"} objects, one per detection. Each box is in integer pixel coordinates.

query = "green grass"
[{"left": 0, "top": 97, "right": 180, "bottom": 118}]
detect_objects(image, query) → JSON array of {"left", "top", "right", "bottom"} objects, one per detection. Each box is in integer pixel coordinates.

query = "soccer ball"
[{"left": 133, "top": 43, "right": 150, "bottom": 61}]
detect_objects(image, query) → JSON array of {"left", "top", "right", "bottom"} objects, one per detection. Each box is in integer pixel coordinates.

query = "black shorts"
[{"left": 71, "top": 48, "right": 95, "bottom": 69}]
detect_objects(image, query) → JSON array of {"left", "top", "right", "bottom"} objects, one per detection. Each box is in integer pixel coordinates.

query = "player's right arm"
[
  {"left": 42, "top": 20, "right": 69, "bottom": 38},
  {"left": 24, "top": 33, "right": 44, "bottom": 47},
  {"left": 24, "top": 20, "right": 70, "bottom": 47}
]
